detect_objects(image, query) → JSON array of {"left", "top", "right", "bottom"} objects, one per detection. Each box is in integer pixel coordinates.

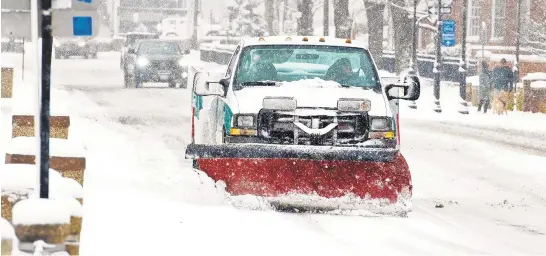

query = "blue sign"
[
  {"left": 77, "top": 0, "right": 92, "bottom": 3},
  {"left": 72, "top": 16, "right": 92, "bottom": 36},
  {"left": 441, "top": 20, "right": 456, "bottom": 47}
]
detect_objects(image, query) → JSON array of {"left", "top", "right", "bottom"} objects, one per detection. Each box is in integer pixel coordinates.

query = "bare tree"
[
  {"left": 365, "top": 0, "right": 385, "bottom": 67},
  {"left": 334, "top": 0, "right": 351, "bottom": 38},
  {"left": 521, "top": 0, "right": 546, "bottom": 56},
  {"left": 389, "top": 0, "right": 413, "bottom": 73},
  {"left": 265, "top": 0, "right": 277, "bottom": 35},
  {"left": 297, "top": 0, "right": 314, "bottom": 35}
]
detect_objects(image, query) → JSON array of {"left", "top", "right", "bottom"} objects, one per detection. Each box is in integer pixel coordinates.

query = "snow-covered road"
[{"left": 43, "top": 54, "right": 546, "bottom": 255}]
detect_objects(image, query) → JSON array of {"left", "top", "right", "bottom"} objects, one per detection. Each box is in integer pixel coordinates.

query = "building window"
[
  {"left": 492, "top": 0, "right": 507, "bottom": 38},
  {"left": 468, "top": 0, "right": 482, "bottom": 38}
]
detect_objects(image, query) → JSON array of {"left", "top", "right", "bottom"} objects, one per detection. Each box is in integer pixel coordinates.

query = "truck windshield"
[
  {"left": 234, "top": 45, "right": 381, "bottom": 89},
  {"left": 138, "top": 41, "right": 180, "bottom": 55}
]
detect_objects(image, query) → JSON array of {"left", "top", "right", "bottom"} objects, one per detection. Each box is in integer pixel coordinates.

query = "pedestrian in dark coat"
[
  {"left": 492, "top": 58, "right": 514, "bottom": 92},
  {"left": 478, "top": 61, "right": 492, "bottom": 113}
]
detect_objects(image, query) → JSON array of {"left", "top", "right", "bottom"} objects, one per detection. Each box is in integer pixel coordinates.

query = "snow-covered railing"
[
  {"left": 199, "top": 42, "right": 478, "bottom": 81},
  {"left": 1, "top": 73, "right": 87, "bottom": 254}
]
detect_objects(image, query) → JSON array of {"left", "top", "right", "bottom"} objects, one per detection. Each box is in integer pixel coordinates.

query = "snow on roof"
[
  {"left": 12, "top": 198, "right": 71, "bottom": 225},
  {"left": 242, "top": 36, "right": 368, "bottom": 49},
  {"left": 523, "top": 72, "right": 546, "bottom": 81},
  {"left": 489, "top": 54, "right": 546, "bottom": 63},
  {"left": 1, "top": 165, "right": 62, "bottom": 196},
  {"left": 5, "top": 137, "right": 86, "bottom": 157},
  {"left": 1, "top": 218, "right": 15, "bottom": 239},
  {"left": 531, "top": 81, "right": 546, "bottom": 89}
]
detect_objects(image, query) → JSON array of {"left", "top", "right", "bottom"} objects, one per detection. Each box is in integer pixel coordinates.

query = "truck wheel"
[
  {"left": 179, "top": 80, "right": 187, "bottom": 89},
  {"left": 168, "top": 80, "right": 176, "bottom": 88},
  {"left": 134, "top": 78, "right": 142, "bottom": 88}
]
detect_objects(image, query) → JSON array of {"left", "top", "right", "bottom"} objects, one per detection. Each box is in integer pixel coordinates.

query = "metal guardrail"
[{"left": 198, "top": 40, "right": 478, "bottom": 82}]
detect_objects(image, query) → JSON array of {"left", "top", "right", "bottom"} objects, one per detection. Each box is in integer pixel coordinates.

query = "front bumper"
[
  {"left": 135, "top": 66, "right": 187, "bottom": 83},
  {"left": 186, "top": 143, "right": 398, "bottom": 161}
]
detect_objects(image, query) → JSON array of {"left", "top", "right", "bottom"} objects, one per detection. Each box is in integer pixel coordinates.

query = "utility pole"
[
  {"left": 433, "top": 0, "right": 442, "bottom": 113},
  {"left": 408, "top": 0, "right": 418, "bottom": 109},
  {"left": 457, "top": 0, "right": 469, "bottom": 114},
  {"left": 323, "top": 0, "right": 329, "bottom": 36},
  {"left": 191, "top": 0, "right": 199, "bottom": 49},
  {"left": 40, "top": 0, "right": 53, "bottom": 198},
  {"left": 514, "top": 0, "right": 521, "bottom": 110}
]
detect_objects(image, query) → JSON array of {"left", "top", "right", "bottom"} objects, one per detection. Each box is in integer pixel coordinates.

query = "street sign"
[
  {"left": 441, "top": 19, "right": 456, "bottom": 47},
  {"left": 428, "top": 6, "right": 452, "bottom": 15},
  {"left": 1, "top": 11, "right": 31, "bottom": 38},
  {"left": 51, "top": 9, "right": 100, "bottom": 37},
  {"left": 1, "top": 0, "right": 30, "bottom": 10},
  {"left": 51, "top": 0, "right": 100, "bottom": 37}
]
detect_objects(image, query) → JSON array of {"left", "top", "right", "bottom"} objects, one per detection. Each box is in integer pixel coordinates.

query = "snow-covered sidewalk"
[{"left": 400, "top": 79, "right": 546, "bottom": 136}]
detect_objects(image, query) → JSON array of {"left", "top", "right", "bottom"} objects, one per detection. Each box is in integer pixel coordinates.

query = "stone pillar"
[
  {"left": 523, "top": 80, "right": 532, "bottom": 112},
  {"left": 1, "top": 66, "right": 14, "bottom": 98}
]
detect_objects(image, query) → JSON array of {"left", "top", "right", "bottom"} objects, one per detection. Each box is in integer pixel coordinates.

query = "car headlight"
[
  {"left": 337, "top": 98, "right": 371, "bottom": 112},
  {"left": 262, "top": 97, "right": 297, "bottom": 111},
  {"left": 236, "top": 115, "right": 255, "bottom": 128},
  {"left": 137, "top": 57, "right": 149, "bottom": 66},
  {"left": 369, "top": 117, "right": 392, "bottom": 131},
  {"left": 77, "top": 41, "right": 86, "bottom": 47},
  {"left": 182, "top": 72, "right": 188, "bottom": 78}
]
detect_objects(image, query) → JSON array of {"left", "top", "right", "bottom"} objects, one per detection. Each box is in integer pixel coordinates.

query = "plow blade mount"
[{"left": 186, "top": 144, "right": 412, "bottom": 213}]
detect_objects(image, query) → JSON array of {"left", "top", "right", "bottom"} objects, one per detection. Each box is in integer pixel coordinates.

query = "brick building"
[{"left": 417, "top": 0, "right": 546, "bottom": 78}]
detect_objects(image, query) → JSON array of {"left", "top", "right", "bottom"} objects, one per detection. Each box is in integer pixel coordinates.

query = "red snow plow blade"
[{"left": 186, "top": 144, "right": 412, "bottom": 215}]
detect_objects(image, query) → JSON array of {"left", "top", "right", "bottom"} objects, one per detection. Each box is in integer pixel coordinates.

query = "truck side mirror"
[{"left": 385, "top": 75, "right": 420, "bottom": 101}]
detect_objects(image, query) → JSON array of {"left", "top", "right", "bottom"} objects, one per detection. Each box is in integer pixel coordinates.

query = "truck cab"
[{"left": 191, "top": 36, "right": 420, "bottom": 148}]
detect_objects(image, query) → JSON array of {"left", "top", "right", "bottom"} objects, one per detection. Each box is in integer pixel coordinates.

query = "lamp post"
[
  {"left": 514, "top": 0, "right": 521, "bottom": 111},
  {"left": 408, "top": 0, "right": 418, "bottom": 109},
  {"left": 457, "top": 0, "right": 469, "bottom": 114},
  {"left": 323, "top": 0, "right": 329, "bottom": 36},
  {"left": 433, "top": 0, "right": 442, "bottom": 113}
]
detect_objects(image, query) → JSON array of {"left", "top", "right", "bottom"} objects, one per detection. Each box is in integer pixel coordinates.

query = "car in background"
[
  {"left": 119, "top": 32, "right": 159, "bottom": 69},
  {"left": 54, "top": 37, "right": 98, "bottom": 59},
  {"left": 123, "top": 39, "right": 190, "bottom": 88}
]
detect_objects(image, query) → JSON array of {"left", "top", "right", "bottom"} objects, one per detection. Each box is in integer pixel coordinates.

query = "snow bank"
[
  {"left": 523, "top": 72, "right": 546, "bottom": 81},
  {"left": 6, "top": 137, "right": 86, "bottom": 157},
  {"left": 466, "top": 75, "right": 479, "bottom": 86},
  {"left": 50, "top": 178, "right": 83, "bottom": 200},
  {"left": 1, "top": 218, "right": 15, "bottom": 239},
  {"left": 279, "top": 78, "right": 342, "bottom": 88},
  {"left": 12, "top": 198, "right": 71, "bottom": 225},
  {"left": 531, "top": 81, "right": 546, "bottom": 89},
  {"left": 11, "top": 86, "right": 72, "bottom": 116},
  {"left": 1, "top": 165, "right": 62, "bottom": 196}
]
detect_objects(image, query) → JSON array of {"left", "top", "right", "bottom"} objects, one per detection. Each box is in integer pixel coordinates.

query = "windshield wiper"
[{"left": 241, "top": 81, "right": 278, "bottom": 86}]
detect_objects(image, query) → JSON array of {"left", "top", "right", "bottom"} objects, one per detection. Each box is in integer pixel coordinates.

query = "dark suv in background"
[{"left": 123, "top": 39, "right": 190, "bottom": 88}]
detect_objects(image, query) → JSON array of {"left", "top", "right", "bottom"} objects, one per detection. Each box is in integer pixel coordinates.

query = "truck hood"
[{"left": 233, "top": 85, "right": 388, "bottom": 116}]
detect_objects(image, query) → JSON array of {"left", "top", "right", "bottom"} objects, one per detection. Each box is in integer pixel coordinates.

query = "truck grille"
[
  {"left": 257, "top": 110, "right": 368, "bottom": 145},
  {"left": 149, "top": 60, "right": 177, "bottom": 70}
]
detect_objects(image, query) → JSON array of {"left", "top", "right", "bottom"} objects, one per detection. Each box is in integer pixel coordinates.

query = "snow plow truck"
[{"left": 186, "top": 36, "right": 420, "bottom": 216}]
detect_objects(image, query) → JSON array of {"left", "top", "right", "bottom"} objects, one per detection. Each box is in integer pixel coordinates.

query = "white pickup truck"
[{"left": 186, "top": 36, "right": 420, "bottom": 215}]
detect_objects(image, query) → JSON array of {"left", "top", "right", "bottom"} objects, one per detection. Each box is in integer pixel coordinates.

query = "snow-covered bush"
[{"left": 227, "top": 0, "right": 268, "bottom": 37}]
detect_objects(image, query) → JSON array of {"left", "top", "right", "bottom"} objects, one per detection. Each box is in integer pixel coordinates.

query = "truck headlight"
[
  {"left": 236, "top": 115, "right": 255, "bottom": 128},
  {"left": 77, "top": 41, "right": 86, "bottom": 47},
  {"left": 263, "top": 97, "right": 297, "bottom": 111},
  {"left": 370, "top": 117, "right": 392, "bottom": 131},
  {"left": 137, "top": 57, "right": 149, "bottom": 66},
  {"left": 178, "top": 58, "right": 188, "bottom": 66},
  {"left": 337, "top": 98, "right": 371, "bottom": 112}
]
